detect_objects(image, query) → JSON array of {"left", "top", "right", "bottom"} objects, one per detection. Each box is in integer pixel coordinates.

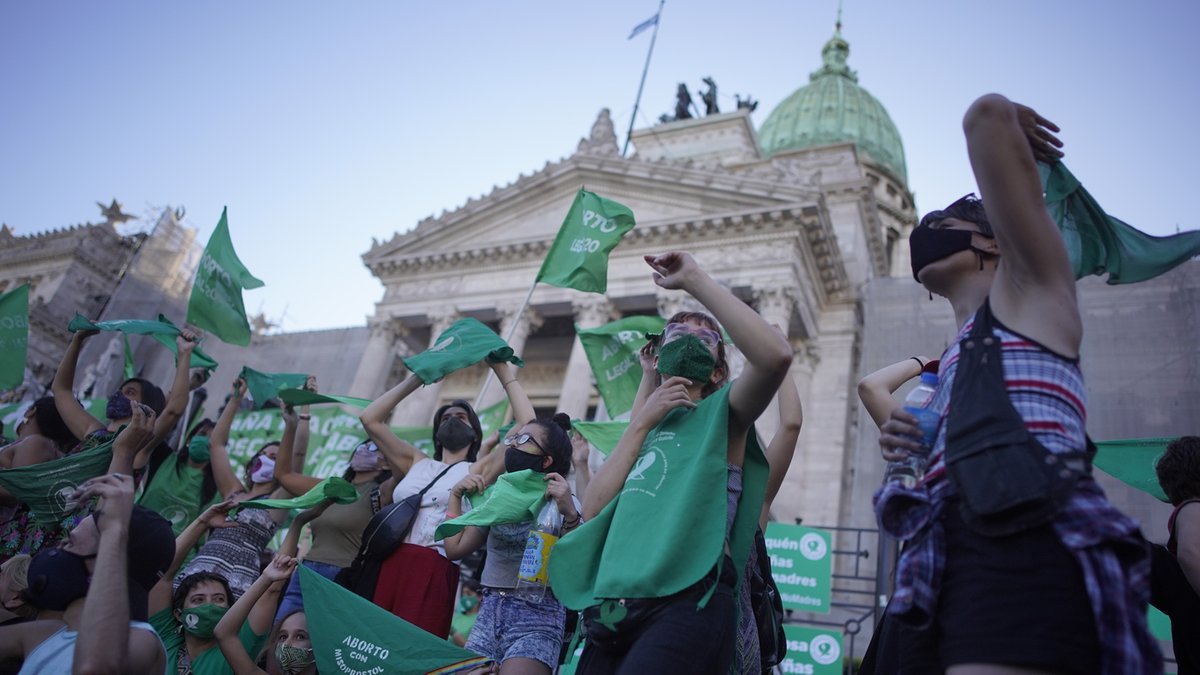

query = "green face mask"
[
  {"left": 655, "top": 334, "right": 716, "bottom": 384},
  {"left": 276, "top": 643, "right": 315, "bottom": 674},
  {"left": 187, "top": 435, "right": 211, "bottom": 463},
  {"left": 459, "top": 594, "right": 479, "bottom": 613},
  {"left": 179, "top": 602, "right": 228, "bottom": 639}
]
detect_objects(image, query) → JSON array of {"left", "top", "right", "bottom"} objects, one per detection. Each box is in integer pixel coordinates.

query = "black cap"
[{"left": 95, "top": 505, "right": 174, "bottom": 621}]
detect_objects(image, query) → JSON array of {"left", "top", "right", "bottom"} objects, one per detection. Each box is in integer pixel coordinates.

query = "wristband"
[
  {"left": 909, "top": 357, "right": 925, "bottom": 369},
  {"left": 298, "top": 414, "right": 311, "bottom": 421}
]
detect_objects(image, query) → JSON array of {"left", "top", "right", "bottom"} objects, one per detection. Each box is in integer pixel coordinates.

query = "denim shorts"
[
  {"left": 275, "top": 559, "right": 342, "bottom": 622},
  {"left": 465, "top": 588, "right": 567, "bottom": 669}
]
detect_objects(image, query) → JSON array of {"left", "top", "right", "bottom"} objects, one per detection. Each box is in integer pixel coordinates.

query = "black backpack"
[{"left": 750, "top": 528, "right": 787, "bottom": 671}]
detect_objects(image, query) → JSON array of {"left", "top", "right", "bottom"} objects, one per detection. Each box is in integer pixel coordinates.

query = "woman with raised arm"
[
  {"left": 136, "top": 417, "right": 219, "bottom": 536},
  {"left": 176, "top": 378, "right": 291, "bottom": 598},
  {"left": 214, "top": 554, "right": 316, "bottom": 675},
  {"left": 271, "top": 377, "right": 396, "bottom": 620},
  {"left": 555, "top": 251, "right": 792, "bottom": 674},
  {"left": 873, "top": 95, "right": 1159, "bottom": 673},
  {"left": 359, "top": 359, "right": 533, "bottom": 637}
]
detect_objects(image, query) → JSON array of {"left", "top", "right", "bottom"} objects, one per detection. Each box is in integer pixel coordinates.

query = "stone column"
[
  {"left": 348, "top": 317, "right": 407, "bottom": 399},
  {"left": 477, "top": 303, "right": 544, "bottom": 409},
  {"left": 655, "top": 290, "right": 705, "bottom": 321},
  {"left": 750, "top": 285, "right": 797, "bottom": 459},
  {"left": 391, "top": 307, "right": 460, "bottom": 426},
  {"left": 557, "top": 297, "right": 617, "bottom": 420}
]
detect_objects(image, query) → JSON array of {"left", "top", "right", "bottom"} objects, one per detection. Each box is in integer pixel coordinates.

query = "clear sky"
[{"left": 3, "top": 1, "right": 1197, "bottom": 331}]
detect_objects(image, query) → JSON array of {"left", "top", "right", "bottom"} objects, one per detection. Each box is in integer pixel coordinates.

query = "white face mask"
[{"left": 250, "top": 455, "right": 277, "bottom": 484}]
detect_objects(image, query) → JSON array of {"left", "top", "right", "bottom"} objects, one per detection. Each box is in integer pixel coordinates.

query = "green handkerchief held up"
[
  {"left": 549, "top": 384, "right": 767, "bottom": 611},
  {"left": 67, "top": 313, "right": 219, "bottom": 370},
  {"left": 239, "top": 367, "right": 309, "bottom": 410},
  {"left": 402, "top": 317, "right": 524, "bottom": 385},
  {"left": 536, "top": 188, "right": 637, "bottom": 294},
  {"left": 570, "top": 420, "right": 630, "bottom": 457},
  {"left": 434, "top": 470, "right": 547, "bottom": 540},
  {"left": 0, "top": 441, "right": 114, "bottom": 526},
  {"left": 299, "top": 566, "right": 492, "bottom": 674},
  {"left": 276, "top": 388, "right": 373, "bottom": 409},
  {"left": 236, "top": 477, "right": 359, "bottom": 513},
  {"left": 1040, "top": 161, "right": 1200, "bottom": 284}
]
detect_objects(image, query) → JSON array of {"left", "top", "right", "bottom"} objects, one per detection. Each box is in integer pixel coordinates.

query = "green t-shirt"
[
  {"left": 447, "top": 611, "right": 477, "bottom": 643},
  {"left": 150, "top": 607, "right": 267, "bottom": 675},
  {"left": 138, "top": 453, "right": 210, "bottom": 536}
]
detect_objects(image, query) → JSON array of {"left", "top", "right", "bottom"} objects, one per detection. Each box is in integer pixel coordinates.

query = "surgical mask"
[
  {"left": 187, "top": 435, "right": 211, "bottom": 463},
  {"left": 106, "top": 391, "right": 133, "bottom": 420},
  {"left": 24, "top": 547, "right": 93, "bottom": 611},
  {"left": 459, "top": 595, "right": 479, "bottom": 612},
  {"left": 180, "top": 602, "right": 228, "bottom": 639},
  {"left": 250, "top": 455, "right": 276, "bottom": 484},
  {"left": 275, "top": 643, "right": 315, "bottom": 674},
  {"left": 436, "top": 417, "right": 475, "bottom": 452},
  {"left": 909, "top": 225, "right": 986, "bottom": 281},
  {"left": 349, "top": 443, "right": 382, "bottom": 472},
  {"left": 504, "top": 447, "right": 547, "bottom": 474},
  {"left": 655, "top": 334, "right": 716, "bottom": 384}
]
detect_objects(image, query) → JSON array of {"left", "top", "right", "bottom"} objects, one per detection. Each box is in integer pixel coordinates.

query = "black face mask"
[
  {"left": 106, "top": 391, "right": 133, "bottom": 420},
  {"left": 436, "top": 417, "right": 475, "bottom": 452},
  {"left": 909, "top": 225, "right": 978, "bottom": 282},
  {"left": 24, "top": 547, "right": 93, "bottom": 611},
  {"left": 505, "top": 447, "right": 548, "bottom": 474}
]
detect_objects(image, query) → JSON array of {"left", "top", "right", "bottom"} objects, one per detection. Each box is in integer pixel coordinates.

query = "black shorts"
[{"left": 901, "top": 505, "right": 1100, "bottom": 674}]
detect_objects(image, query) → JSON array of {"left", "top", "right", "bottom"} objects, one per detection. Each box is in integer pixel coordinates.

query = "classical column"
[
  {"left": 391, "top": 307, "right": 460, "bottom": 426},
  {"left": 477, "top": 303, "right": 544, "bottom": 409},
  {"left": 750, "top": 284, "right": 797, "bottom": 452},
  {"left": 348, "top": 317, "right": 408, "bottom": 399},
  {"left": 655, "top": 290, "right": 705, "bottom": 320},
  {"left": 557, "top": 297, "right": 617, "bottom": 420}
]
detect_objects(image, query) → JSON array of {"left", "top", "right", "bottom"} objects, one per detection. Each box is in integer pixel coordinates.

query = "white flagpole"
[
  {"left": 473, "top": 280, "right": 537, "bottom": 408},
  {"left": 622, "top": 0, "right": 666, "bottom": 158}
]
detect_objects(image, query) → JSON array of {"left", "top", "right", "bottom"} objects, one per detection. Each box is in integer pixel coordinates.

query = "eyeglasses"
[
  {"left": 662, "top": 324, "right": 722, "bottom": 350},
  {"left": 504, "top": 433, "right": 545, "bottom": 455}
]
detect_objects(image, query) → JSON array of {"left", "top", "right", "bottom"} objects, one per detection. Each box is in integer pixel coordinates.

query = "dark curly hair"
[
  {"left": 30, "top": 397, "right": 78, "bottom": 449},
  {"left": 1156, "top": 436, "right": 1200, "bottom": 505}
]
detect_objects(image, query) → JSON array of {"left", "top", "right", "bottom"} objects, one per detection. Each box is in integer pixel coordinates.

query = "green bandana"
[
  {"left": 180, "top": 603, "right": 228, "bottom": 639},
  {"left": 655, "top": 334, "right": 715, "bottom": 383},
  {"left": 239, "top": 367, "right": 308, "bottom": 410},
  {"left": 67, "top": 314, "right": 219, "bottom": 370},
  {"left": 235, "top": 477, "right": 358, "bottom": 513},
  {"left": 402, "top": 318, "right": 524, "bottom": 385},
  {"left": 187, "top": 436, "right": 212, "bottom": 464},
  {"left": 434, "top": 470, "right": 547, "bottom": 541},
  {"left": 549, "top": 384, "right": 767, "bottom": 610},
  {"left": 276, "top": 388, "right": 372, "bottom": 409},
  {"left": 0, "top": 440, "right": 113, "bottom": 525}
]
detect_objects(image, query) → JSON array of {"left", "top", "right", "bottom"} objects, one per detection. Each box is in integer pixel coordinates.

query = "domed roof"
[{"left": 759, "top": 28, "right": 907, "bottom": 182}]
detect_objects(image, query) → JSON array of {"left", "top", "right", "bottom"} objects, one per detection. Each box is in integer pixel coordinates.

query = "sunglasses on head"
[
  {"left": 662, "top": 324, "right": 721, "bottom": 350},
  {"left": 504, "top": 433, "right": 545, "bottom": 454}
]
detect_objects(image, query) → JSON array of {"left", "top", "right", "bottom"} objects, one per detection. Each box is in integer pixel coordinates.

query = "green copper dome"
[{"left": 759, "top": 29, "right": 907, "bottom": 182}]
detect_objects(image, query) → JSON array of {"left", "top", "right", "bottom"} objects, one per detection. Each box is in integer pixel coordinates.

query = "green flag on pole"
[
  {"left": 187, "top": 207, "right": 263, "bottom": 346},
  {"left": 1093, "top": 438, "right": 1175, "bottom": 502},
  {"left": 577, "top": 315, "right": 665, "bottom": 417},
  {"left": 68, "top": 314, "right": 218, "bottom": 370},
  {"left": 121, "top": 334, "right": 136, "bottom": 380},
  {"left": 298, "top": 566, "right": 492, "bottom": 674},
  {"left": 0, "top": 440, "right": 113, "bottom": 525},
  {"left": 535, "top": 188, "right": 636, "bottom": 293},
  {"left": 239, "top": 367, "right": 308, "bottom": 410},
  {"left": 434, "top": 469, "right": 547, "bottom": 540},
  {"left": 401, "top": 318, "right": 524, "bottom": 385},
  {"left": 0, "top": 284, "right": 29, "bottom": 390},
  {"left": 1040, "top": 161, "right": 1200, "bottom": 284}
]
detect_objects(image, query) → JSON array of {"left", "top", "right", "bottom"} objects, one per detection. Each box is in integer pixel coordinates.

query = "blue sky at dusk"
[{"left": 3, "top": 1, "right": 1197, "bottom": 331}]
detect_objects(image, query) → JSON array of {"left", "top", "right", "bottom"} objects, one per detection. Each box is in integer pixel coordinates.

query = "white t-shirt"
[{"left": 392, "top": 458, "right": 472, "bottom": 558}]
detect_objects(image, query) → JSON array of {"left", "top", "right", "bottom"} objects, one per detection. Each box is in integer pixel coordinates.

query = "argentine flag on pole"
[{"left": 628, "top": 13, "right": 659, "bottom": 39}]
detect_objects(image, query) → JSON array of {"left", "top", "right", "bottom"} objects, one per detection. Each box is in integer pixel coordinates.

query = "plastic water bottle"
[
  {"left": 515, "top": 500, "right": 563, "bottom": 602},
  {"left": 885, "top": 372, "right": 940, "bottom": 488}
]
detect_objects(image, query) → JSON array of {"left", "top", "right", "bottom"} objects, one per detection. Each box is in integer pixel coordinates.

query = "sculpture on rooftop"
[
  {"left": 700, "top": 77, "right": 719, "bottom": 115},
  {"left": 674, "top": 83, "right": 695, "bottom": 120},
  {"left": 97, "top": 199, "right": 135, "bottom": 226},
  {"left": 736, "top": 94, "right": 759, "bottom": 112}
]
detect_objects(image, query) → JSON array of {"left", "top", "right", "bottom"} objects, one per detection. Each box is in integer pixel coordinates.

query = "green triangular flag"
[
  {"left": 434, "top": 469, "right": 547, "bottom": 540},
  {"left": 236, "top": 477, "right": 359, "bottom": 512},
  {"left": 122, "top": 334, "right": 136, "bottom": 380},
  {"left": 570, "top": 420, "right": 630, "bottom": 457},
  {"left": 0, "top": 439, "right": 114, "bottom": 525},
  {"left": 401, "top": 318, "right": 524, "bottom": 385},
  {"left": 577, "top": 316, "right": 665, "bottom": 416},
  {"left": 535, "top": 188, "right": 636, "bottom": 293},
  {"left": 1040, "top": 161, "right": 1200, "bottom": 284},
  {"left": 68, "top": 314, "right": 219, "bottom": 370},
  {"left": 0, "top": 284, "right": 29, "bottom": 390},
  {"left": 239, "top": 367, "right": 308, "bottom": 410},
  {"left": 186, "top": 207, "right": 263, "bottom": 346},
  {"left": 276, "top": 388, "right": 372, "bottom": 409},
  {"left": 1092, "top": 438, "right": 1174, "bottom": 502},
  {"left": 298, "top": 566, "right": 492, "bottom": 674}
]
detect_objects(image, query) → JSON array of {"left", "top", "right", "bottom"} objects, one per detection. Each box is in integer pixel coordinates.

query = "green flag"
[
  {"left": 535, "top": 188, "right": 636, "bottom": 293},
  {"left": 121, "top": 334, "right": 136, "bottom": 380},
  {"left": 239, "top": 367, "right": 308, "bottom": 410},
  {"left": 236, "top": 477, "right": 359, "bottom": 512},
  {"left": 187, "top": 207, "right": 263, "bottom": 346},
  {"left": 0, "top": 440, "right": 113, "bottom": 525},
  {"left": 0, "top": 285, "right": 29, "bottom": 389},
  {"left": 68, "top": 314, "right": 219, "bottom": 370},
  {"left": 392, "top": 426, "right": 436, "bottom": 457},
  {"left": 577, "top": 316, "right": 665, "bottom": 416},
  {"left": 434, "top": 469, "right": 547, "bottom": 540},
  {"left": 298, "top": 566, "right": 491, "bottom": 674},
  {"left": 277, "top": 388, "right": 373, "bottom": 409},
  {"left": 1041, "top": 161, "right": 1200, "bottom": 284},
  {"left": 1093, "top": 438, "right": 1175, "bottom": 502},
  {"left": 570, "top": 420, "right": 630, "bottom": 457},
  {"left": 477, "top": 399, "right": 509, "bottom": 438},
  {"left": 402, "top": 318, "right": 524, "bottom": 385}
]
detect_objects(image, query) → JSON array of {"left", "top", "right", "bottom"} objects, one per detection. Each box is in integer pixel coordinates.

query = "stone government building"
[{"left": 3, "top": 23, "right": 1198, "bottom": 654}]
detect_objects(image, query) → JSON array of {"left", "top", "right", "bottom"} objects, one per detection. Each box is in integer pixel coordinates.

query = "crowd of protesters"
[{"left": 0, "top": 93, "right": 1194, "bottom": 675}]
